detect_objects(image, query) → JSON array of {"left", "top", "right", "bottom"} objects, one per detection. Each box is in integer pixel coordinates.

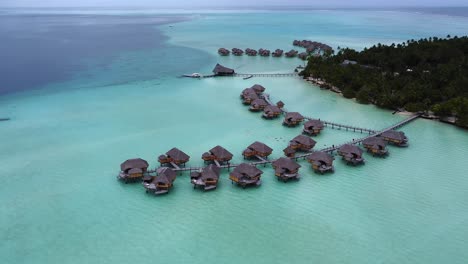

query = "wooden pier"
[
  {"left": 263, "top": 93, "right": 377, "bottom": 134},
  {"left": 143, "top": 114, "right": 419, "bottom": 177},
  {"left": 302, "top": 116, "right": 377, "bottom": 134},
  {"left": 182, "top": 73, "right": 298, "bottom": 79}
]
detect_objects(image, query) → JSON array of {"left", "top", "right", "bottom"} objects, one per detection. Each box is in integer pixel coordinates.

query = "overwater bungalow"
[
  {"left": 229, "top": 163, "right": 263, "bottom": 188},
  {"left": 245, "top": 48, "right": 258, "bottom": 56},
  {"left": 232, "top": 48, "right": 244, "bottom": 56},
  {"left": 338, "top": 144, "right": 365, "bottom": 165},
  {"left": 251, "top": 84, "right": 266, "bottom": 94},
  {"left": 289, "top": 135, "right": 316, "bottom": 152},
  {"left": 212, "top": 63, "right": 235, "bottom": 76},
  {"left": 380, "top": 130, "right": 408, "bottom": 147},
  {"left": 191, "top": 164, "right": 220, "bottom": 191},
  {"left": 362, "top": 137, "right": 389, "bottom": 156},
  {"left": 283, "top": 146, "right": 296, "bottom": 158},
  {"left": 249, "top": 98, "right": 269, "bottom": 111},
  {"left": 118, "top": 158, "right": 149, "bottom": 183},
  {"left": 272, "top": 49, "right": 284, "bottom": 57},
  {"left": 271, "top": 157, "right": 301, "bottom": 182},
  {"left": 276, "top": 100, "right": 285, "bottom": 108},
  {"left": 285, "top": 50, "right": 298, "bottom": 58},
  {"left": 303, "top": 119, "right": 324, "bottom": 136},
  {"left": 158, "top": 147, "right": 190, "bottom": 167},
  {"left": 298, "top": 52, "right": 308, "bottom": 60},
  {"left": 241, "top": 87, "right": 256, "bottom": 98},
  {"left": 242, "top": 141, "right": 273, "bottom": 160},
  {"left": 259, "top": 48, "right": 271, "bottom": 56},
  {"left": 307, "top": 151, "right": 334, "bottom": 174},
  {"left": 202, "top": 145, "right": 234, "bottom": 164},
  {"left": 242, "top": 91, "right": 258, "bottom": 105},
  {"left": 143, "top": 167, "right": 177, "bottom": 195},
  {"left": 218, "top": 48, "right": 230, "bottom": 56},
  {"left": 262, "top": 105, "right": 282, "bottom": 119},
  {"left": 283, "top": 112, "right": 304, "bottom": 127}
]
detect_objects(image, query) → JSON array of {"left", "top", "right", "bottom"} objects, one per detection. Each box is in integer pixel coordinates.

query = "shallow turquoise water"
[{"left": 1, "top": 10, "right": 468, "bottom": 264}]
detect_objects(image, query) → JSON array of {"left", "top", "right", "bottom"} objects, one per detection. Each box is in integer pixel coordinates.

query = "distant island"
[{"left": 300, "top": 36, "right": 468, "bottom": 128}]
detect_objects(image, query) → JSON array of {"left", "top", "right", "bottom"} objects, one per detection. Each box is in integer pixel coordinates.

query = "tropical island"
[{"left": 300, "top": 36, "right": 468, "bottom": 128}]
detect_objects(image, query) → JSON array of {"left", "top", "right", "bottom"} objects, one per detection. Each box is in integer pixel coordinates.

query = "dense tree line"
[{"left": 300, "top": 36, "right": 468, "bottom": 128}]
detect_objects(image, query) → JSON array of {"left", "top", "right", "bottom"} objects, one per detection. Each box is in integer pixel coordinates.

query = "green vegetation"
[{"left": 300, "top": 36, "right": 468, "bottom": 128}]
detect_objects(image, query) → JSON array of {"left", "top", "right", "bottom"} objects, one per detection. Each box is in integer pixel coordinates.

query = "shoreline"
[{"left": 303, "top": 76, "right": 463, "bottom": 127}]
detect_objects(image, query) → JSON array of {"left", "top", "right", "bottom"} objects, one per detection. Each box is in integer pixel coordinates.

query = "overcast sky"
[{"left": 1, "top": 0, "right": 467, "bottom": 8}]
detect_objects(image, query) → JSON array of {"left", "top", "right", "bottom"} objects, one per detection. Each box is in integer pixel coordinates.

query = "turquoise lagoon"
[{"left": 1, "top": 9, "right": 468, "bottom": 264}]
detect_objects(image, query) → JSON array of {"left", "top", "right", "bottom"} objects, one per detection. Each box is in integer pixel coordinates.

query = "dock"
[
  {"left": 302, "top": 116, "right": 377, "bottom": 134},
  {"left": 182, "top": 73, "right": 298, "bottom": 79}
]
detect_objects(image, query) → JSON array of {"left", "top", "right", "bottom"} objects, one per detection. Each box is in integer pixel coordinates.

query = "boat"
[{"left": 243, "top": 75, "right": 253, "bottom": 80}]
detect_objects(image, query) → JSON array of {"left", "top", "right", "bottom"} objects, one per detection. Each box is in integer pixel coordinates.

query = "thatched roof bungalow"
[
  {"left": 251, "top": 84, "right": 266, "bottom": 94},
  {"left": 289, "top": 135, "right": 316, "bottom": 152},
  {"left": 232, "top": 48, "right": 244, "bottom": 56},
  {"left": 283, "top": 146, "right": 296, "bottom": 158},
  {"left": 245, "top": 48, "right": 258, "bottom": 56},
  {"left": 249, "top": 98, "right": 269, "bottom": 112},
  {"left": 307, "top": 151, "right": 334, "bottom": 174},
  {"left": 285, "top": 50, "right": 298, "bottom": 57},
  {"left": 218, "top": 48, "right": 230, "bottom": 56},
  {"left": 276, "top": 101, "right": 285, "bottom": 108},
  {"left": 338, "top": 144, "right": 365, "bottom": 165},
  {"left": 283, "top": 112, "right": 304, "bottom": 127},
  {"left": 229, "top": 163, "right": 263, "bottom": 188},
  {"left": 118, "top": 158, "right": 149, "bottom": 183},
  {"left": 380, "top": 130, "right": 408, "bottom": 147},
  {"left": 271, "top": 157, "right": 301, "bottom": 182},
  {"left": 158, "top": 147, "right": 190, "bottom": 166},
  {"left": 212, "top": 63, "right": 235, "bottom": 76},
  {"left": 202, "top": 145, "right": 234, "bottom": 164},
  {"left": 143, "top": 167, "right": 177, "bottom": 195},
  {"left": 191, "top": 165, "right": 221, "bottom": 191},
  {"left": 258, "top": 48, "right": 271, "bottom": 56},
  {"left": 362, "top": 137, "right": 388, "bottom": 156},
  {"left": 272, "top": 49, "right": 283, "bottom": 57},
  {"left": 243, "top": 92, "right": 259, "bottom": 105},
  {"left": 262, "top": 105, "right": 282, "bottom": 119},
  {"left": 303, "top": 119, "right": 324, "bottom": 136},
  {"left": 242, "top": 141, "right": 273, "bottom": 159}
]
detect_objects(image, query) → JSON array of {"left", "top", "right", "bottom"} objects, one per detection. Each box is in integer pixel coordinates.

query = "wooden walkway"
[
  {"left": 182, "top": 73, "right": 298, "bottom": 79},
  {"left": 263, "top": 93, "right": 377, "bottom": 134},
  {"left": 144, "top": 114, "right": 419, "bottom": 176},
  {"left": 302, "top": 116, "right": 377, "bottom": 134}
]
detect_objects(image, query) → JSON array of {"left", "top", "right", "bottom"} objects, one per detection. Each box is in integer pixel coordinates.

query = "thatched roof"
[
  {"left": 154, "top": 167, "right": 177, "bottom": 184},
  {"left": 201, "top": 164, "right": 221, "bottom": 180},
  {"left": 307, "top": 151, "right": 334, "bottom": 166},
  {"left": 285, "top": 112, "right": 303, "bottom": 120},
  {"left": 247, "top": 141, "right": 273, "bottom": 154},
  {"left": 363, "top": 137, "right": 387, "bottom": 148},
  {"left": 338, "top": 144, "right": 363, "bottom": 156},
  {"left": 242, "top": 88, "right": 256, "bottom": 96},
  {"left": 381, "top": 130, "right": 407, "bottom": 141},
  {"left": 304, "top": 119, "right": 324, "bottom": 130},
  {"left": 251, "top": 84, "right": 266, "bottom": 94},
  {"left": 251, "top": 98, "right": 268, "bottom": 108},
  {"left": 290, "top": 135, "right": 316, "bottom": 148},
  {"left": 272, "top": 157, "right": 301, "bottom": 172},
  {"left": 231, "top": 163, "right": 263, "bottom": 179},
  {"left": 276, "top": 101, "right": 285, "bottom": 108},
  {"left": 264, "top": 105, "right": 282, "bottom": 114},
  {"left": 120, "top": 158, "right": 149, "bottom": 172},
  {"left": 166, "top": 148, "right": 190, "bottom": 162},
  {"left": 128, "top": 168, "right": 143, "bottom": 174},
  {"left": 283, "top": 146, "right": 296, "bottom": 155},
  {"left": 213, "top": 63, "right": 235, "bottom": 75},
  {"left": 209, "top": 145, "right": 233, "bottom": 160}
]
